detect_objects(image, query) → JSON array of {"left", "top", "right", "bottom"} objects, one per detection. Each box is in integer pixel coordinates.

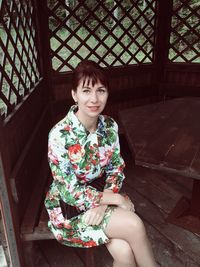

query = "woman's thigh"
[{"left": 105, "top": 207, "right": 146, "bottom": 241}]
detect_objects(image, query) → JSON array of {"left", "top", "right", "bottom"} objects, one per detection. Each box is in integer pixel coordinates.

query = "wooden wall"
[
  {"left": 50, "top": 62, "right": 200, "bottom": 125},
  {"left": 162, "top": 65, "right": 200, "bottom": 98},
  {"left": 50, "top": 65, "right": 159, "bottom": 123},
  {"left": 0, "top": 79, "right": 51, "bottom": 221}
]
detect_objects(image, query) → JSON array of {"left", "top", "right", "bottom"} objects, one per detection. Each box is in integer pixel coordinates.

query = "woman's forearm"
[{"left": 100, "top": 191, "right": 123, "bottom": 206}]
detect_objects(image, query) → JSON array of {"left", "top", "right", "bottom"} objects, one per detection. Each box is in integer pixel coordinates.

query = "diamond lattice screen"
[
  {"left": 48, "top": 0, "right": 157, "bottom": 72},
  {"left": 169, "top": 0, "right": 200, "bottom": 63},
  {"left": 0, "top": 0, "right": 41, "bottom": 120}
]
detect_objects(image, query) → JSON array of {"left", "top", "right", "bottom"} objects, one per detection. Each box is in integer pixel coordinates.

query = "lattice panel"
[
  {"left": 48, "top": 0, "right": 157, "bottom": 72},
  {"left": 0, "top": 0, "right": 41, "bottom": 120},
  {"left": 169, "top": 0, "right": 200, "bottom": 63}
]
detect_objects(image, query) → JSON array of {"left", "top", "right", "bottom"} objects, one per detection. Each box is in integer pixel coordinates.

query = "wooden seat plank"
[
  {"left": 135, "top": 100, "right": 191, "bottom": 165},
  {"left": 119, "top": 99, "right": 181, "bottom": 162},
  {"left": 21, "top": 204, "right": 54, "bottom": 241},
  {"left": 120, "top": 98, "right": 200, "bottom": 179},
  {"left": 119, "top": 97, "right": 200, "bottom": 234},
  {"left": 20, "top": 159, "right": 50, "bottom": 235},
  {"left": 163, "top": 99, "right": 200, "bottom": 172}
]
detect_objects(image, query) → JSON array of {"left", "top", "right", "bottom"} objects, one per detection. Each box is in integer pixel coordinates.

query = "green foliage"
[{"left": 170, "top": 0, "right": 200, "bottom": 59}]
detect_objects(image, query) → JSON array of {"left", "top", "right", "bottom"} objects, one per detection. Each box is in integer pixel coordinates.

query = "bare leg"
[
  {"left": 106, "top": 238, "right": 137, "bottom": 267},
  {"left": 105, "top": 207, "right": 157, "bottom": 267}
]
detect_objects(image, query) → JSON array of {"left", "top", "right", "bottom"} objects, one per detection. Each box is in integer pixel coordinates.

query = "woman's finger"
[
  {"left": 82, "top": 206, "right": 106, "bottom": 225},
  {"left": 95, "top": 215, "right": 104, "bottom": 225},
  {"left": 83, "top": 210, "right": 98, "bottom": 225}
]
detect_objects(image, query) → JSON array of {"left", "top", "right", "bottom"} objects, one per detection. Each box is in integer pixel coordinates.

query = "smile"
[{"left": 87, "top": 106, "right": 100, "bottom": 112}]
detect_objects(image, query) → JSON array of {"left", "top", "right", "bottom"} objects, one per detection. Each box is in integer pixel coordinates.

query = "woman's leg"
[
  {"left": 105, "top": 207, "right": 157, "bottom": 267},
  {"left": 106, "top": 238, "right": 137, "bottom": 267}
]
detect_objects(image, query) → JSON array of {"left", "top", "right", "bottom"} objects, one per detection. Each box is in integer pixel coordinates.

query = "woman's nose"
[{"left": 90, "top": 92, "right": 98, "bottom": 102}]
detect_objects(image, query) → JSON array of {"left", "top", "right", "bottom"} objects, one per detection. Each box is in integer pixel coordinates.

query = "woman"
[{"left": 45, "top": 60, "right": 157, "bottom": 267}]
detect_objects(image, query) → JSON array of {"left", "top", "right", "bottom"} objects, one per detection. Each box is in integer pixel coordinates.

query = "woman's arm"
[
  {"left": 100, "top": 190, "right": 123, "bottom": 205},
  {"left": 48, "top": 133, "right": 103, "bottom": 212},
  {"left": 83, "top": 188, "right": 135, "bottom": 225},
  {"left": 104, "top": 120, "right": 125, "bottom": 193}
]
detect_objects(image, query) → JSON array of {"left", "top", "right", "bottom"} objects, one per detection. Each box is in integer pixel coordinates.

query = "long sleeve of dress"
[
  {"left": 104, "top": 121, "right": 125, "bottom": 193},
  {"left": 46, "top": 131, "right": 103, "bottom": 213}
]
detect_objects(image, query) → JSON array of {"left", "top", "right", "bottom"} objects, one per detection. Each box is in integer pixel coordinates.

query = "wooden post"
[
  {"left": 153, "top": 0, "right": 173, "bottom": 99},
  {"left": 0, "top": 131, "right": 25, "bottom": 266},
  {"left": 33, "top": 0, "right": 53, "bottom": 102}
]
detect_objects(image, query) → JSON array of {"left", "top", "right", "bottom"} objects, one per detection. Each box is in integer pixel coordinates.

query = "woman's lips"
[{"left": 88, "top": 106, "right": 100, "bottom": 112}]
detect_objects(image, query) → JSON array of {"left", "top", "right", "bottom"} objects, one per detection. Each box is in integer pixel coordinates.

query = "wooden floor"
[{"left": 28, "top": 136, "right": 200, "bottom": 267}]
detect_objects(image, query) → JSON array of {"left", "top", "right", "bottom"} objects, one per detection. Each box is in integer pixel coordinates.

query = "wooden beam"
[
  {"left": 154, "top": 0, "right": 173, "bottom": 96},
  {"left": 0, "top": 156, "right": 25, "bottom": 267},
  {"left": 33, "top": 0, "right": 53, "bottom": 100}
]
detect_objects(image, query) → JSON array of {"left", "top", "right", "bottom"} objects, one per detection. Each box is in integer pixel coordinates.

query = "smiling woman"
[
  {"left": 44, "top": 60, "right": 157, "bottom": 267},
  {"left": 71, "top": 76, "right": 108, "bottom": 132}
]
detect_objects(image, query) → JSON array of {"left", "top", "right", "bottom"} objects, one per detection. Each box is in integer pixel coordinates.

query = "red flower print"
[
  {"left": 68, "top": 238, "right": 84, "bottom": 245},
  {"left": 77, "top": 173, "right": 87, "bottom": 182},
  {"left": 113, "top": 186, "right": 119, "bottom": 193},
  {"left": 68, "top": 144, "right": 81, "bottom": 154},
  {"left": 84, "top": 240, "right": 97, "bottom": 247},
  {"left": 57, "top": 223, "right": 63, "bottom": 229},
  {"left": 68, "top": 144, "right": 85, "bottom": 163},
  {"left": 64, "top": 125, "right": 71, "bottom": 131},
  {"left": 85, "top": 165, "right": 90, "bottom": 171},
  {"left": 92, "top": 159, "right": 97, "bottom": 165},
  {"left": 52, "top": 158, "right": 59, "bottom": 164},
  {"left": 118, "top": 165, "right": 125, "bottom": 171},
  {"left": 56, "top": 234, "right": 63, "bottom": 242},
  {"left": 73, "top": 164, "right": 78, "bottom": 170}
]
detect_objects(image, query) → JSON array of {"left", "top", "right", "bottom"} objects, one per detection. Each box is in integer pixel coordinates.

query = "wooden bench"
[
  {"left": 7, "top": 106, "right": 51, "bottom": 262},
  {"left": 20, "top": 165, "right": 53, "bottom": 242},
  {"left": 9, "top": 105, "right": 97, "bottom": 266}
]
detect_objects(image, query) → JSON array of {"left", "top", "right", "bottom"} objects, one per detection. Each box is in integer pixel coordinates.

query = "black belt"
[{"left": 60, "top": 176, "right": 106, "bottom": 219}]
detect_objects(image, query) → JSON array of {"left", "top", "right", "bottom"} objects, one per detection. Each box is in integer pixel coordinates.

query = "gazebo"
[{"left": 0, "top": 1, "right": 200, "bottom": 266}]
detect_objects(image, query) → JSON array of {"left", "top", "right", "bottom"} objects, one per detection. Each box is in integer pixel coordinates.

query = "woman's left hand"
[
  {"left": 118, "top": 194, "right": 135, "bottom": 212},
  {"left": 82, "top": 205, "right": 107, "bottom": 226}
]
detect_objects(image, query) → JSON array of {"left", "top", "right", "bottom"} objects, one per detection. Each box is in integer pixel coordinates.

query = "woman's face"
[{"left": 72, "top": 78, "right": 108, "bottom": 120}]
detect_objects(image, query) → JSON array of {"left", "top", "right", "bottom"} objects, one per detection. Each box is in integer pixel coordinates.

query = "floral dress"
[{"left": 44, "top": 105, "right": 125, "bottom": 248}]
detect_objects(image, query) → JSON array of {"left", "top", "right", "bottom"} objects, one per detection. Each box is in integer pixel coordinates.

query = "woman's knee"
[
  {"left": 105, "top": 208, "right": 146, "bottom": 241},
  {"left": 127, "top": 213, "right": 146, "bottom": 238},
  {"left": 106, "top": 239, "right": 135, "bottom": 265}
]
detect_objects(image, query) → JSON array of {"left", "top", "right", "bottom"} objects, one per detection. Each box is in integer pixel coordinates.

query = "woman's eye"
[
  {"left": 83, "top": 89, "right": 90, "bottom": 93},
  {"left": 98, "top": 88, "right": 106, "bottom": 94}
]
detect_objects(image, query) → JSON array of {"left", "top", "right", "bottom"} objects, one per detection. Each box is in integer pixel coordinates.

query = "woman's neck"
[{"left": 76, "top": 111, "right": 98, "bottom": 133}]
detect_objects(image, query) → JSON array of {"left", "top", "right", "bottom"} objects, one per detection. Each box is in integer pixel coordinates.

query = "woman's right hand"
[
  {"left": 118, "top": 194, "right": 135, "bottom": 212},
  {"left": 82, "top": 204, "right": 108, "bottom": 226}
]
